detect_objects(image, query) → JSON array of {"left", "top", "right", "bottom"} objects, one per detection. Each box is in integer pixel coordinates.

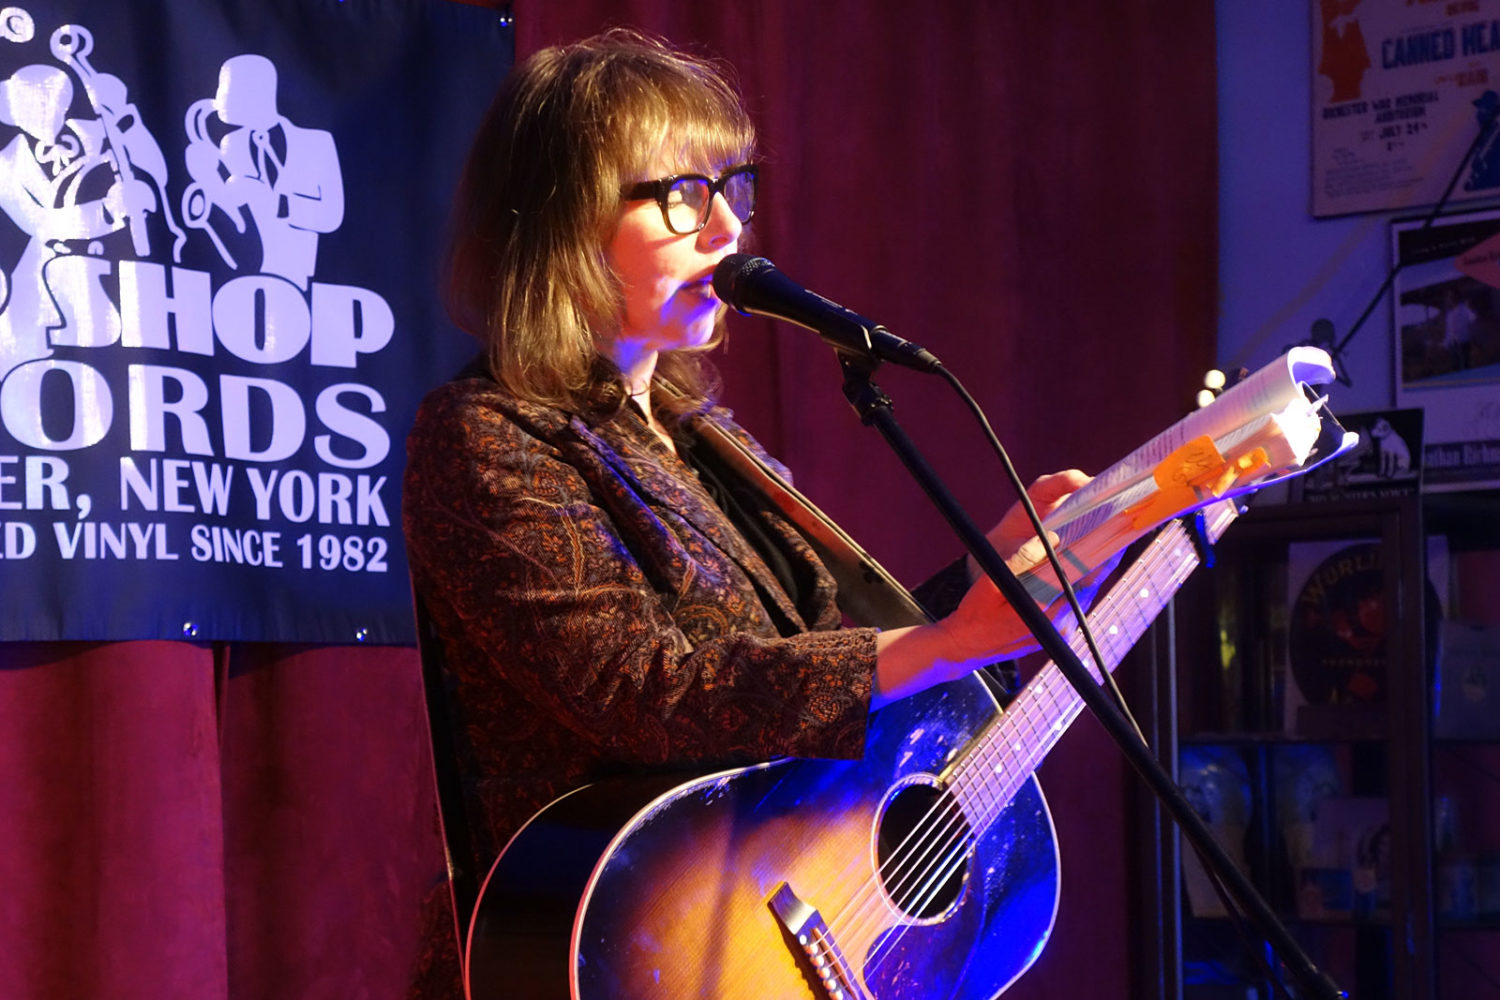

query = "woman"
[{"left": 402, "top": 29, "right": 1089, "bottom": 991}]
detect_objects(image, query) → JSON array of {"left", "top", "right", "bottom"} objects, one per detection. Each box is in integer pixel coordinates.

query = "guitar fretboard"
[{"left": 947, "top": 501, "right": 1238, "bottom": 831}]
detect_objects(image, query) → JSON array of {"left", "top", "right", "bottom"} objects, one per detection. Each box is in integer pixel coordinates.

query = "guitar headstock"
[{"left": 1195, "top": 366, "right": 1249, "bottom": 409}]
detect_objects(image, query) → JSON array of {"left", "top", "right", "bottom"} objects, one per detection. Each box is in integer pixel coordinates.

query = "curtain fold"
[
  {"left": 220, "top": 644, "right": 438, "bottom": 999},
  {"left": 0, "top": 642, "right": 228, "bottom": 998}
]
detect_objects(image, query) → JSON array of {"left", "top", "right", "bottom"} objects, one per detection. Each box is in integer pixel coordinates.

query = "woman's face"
[{"left": 605, "top": 156, "right": 745, "bottom": 358}]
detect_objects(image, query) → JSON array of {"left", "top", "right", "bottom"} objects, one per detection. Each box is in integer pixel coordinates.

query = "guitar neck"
[{"left": 946, "top": 500, "right": 1239, "bottom": 829}]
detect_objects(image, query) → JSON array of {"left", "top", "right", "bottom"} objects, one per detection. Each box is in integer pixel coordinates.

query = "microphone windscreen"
[{"left": 712, "top": 254, "right": 772, "bottom": 313}]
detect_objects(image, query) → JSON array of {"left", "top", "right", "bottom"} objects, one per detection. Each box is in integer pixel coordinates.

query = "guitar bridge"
[{"left": 768, "top": 882, "right": 870, "bottom": 1000}]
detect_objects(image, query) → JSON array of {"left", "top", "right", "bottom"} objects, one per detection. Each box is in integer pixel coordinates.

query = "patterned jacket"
[{"left": 403, "top": 372, "right": 886, "bottom": 866}]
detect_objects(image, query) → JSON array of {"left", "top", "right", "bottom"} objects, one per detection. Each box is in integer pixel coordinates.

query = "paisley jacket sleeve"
[{"left": 403, "top": 377, "right": 876, "bottom": 799}]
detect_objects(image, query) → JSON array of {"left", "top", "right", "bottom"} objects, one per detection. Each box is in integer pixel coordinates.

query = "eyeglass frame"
[{"left": 620, "top": 163, "right": 758, "bottom": 235}]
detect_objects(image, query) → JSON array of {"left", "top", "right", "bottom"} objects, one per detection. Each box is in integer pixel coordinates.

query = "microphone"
[{"left": 712, "top": 254, "right": 942, "bottom": 373}]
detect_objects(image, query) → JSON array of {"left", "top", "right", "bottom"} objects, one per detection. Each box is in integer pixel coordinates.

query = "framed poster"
[
  {"left": 1391, "top": 208, "right": 1500, "bottom": 489},
  {"left": 1283, "top": 536, "right": 1448, "bottom": 735},
  {"left": 1291, "top": 407, "right": 1424, "bottom": 501},
  {"left": 1313, "top": 0, "right": 1500, "bottom": 217}
]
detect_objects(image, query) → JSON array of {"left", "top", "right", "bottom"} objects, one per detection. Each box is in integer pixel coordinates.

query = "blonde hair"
[{"left": 445, "top": 29, "right": 756, "bottom": 416}]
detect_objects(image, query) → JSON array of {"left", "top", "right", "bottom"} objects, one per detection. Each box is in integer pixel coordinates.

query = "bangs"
[
  {"left": 660, "top": 95, "right": 755, "bottom": 173},
  {"left": 593, "top": 48, "right": 756, "bottom": 183},
  {"left": 451, "top": 28, "right": 754, "bottom": 414}
]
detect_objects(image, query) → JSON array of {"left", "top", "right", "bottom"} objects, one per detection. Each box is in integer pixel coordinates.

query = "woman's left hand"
[
  {"left": 977, "top": 469, "right": 1090, "bottom": 578},
  {"left": 975, "top": 468, "right": 1126, "bottom": 639}
]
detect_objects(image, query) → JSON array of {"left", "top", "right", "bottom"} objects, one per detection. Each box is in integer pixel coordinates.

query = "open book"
[{"left": 1021, "top": 347, "right": 1358, "bottom": 602}]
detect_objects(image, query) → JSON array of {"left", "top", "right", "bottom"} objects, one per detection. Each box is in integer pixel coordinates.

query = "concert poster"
[{"left": 1312, "top": 0, "right": 1500, "bottom": 217}]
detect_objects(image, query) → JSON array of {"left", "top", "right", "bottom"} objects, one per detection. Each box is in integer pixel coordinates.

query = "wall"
[
  {"left": 1217, "top": 5, "right": 1500, "bottom": 995},
  {"left": 1219, "top": 0, "right": 1409, "bottom": 404}
]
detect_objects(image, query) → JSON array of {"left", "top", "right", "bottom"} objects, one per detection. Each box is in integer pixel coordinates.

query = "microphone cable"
[
  {"left": 925, "top": 362, "right": 1324, "bottom": 1000},
  {"left": 928, "top": 361, "right": 1148, "bottom": 745}
]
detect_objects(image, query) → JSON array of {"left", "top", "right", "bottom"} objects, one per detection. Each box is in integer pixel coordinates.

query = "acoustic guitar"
[{"left": 464, "top": 499, "right": 1239, "bottom": 999}]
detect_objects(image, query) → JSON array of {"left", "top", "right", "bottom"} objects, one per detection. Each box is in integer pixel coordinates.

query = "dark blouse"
[{"left": 678, "top": 430, "right": 809, "bottom": 634}]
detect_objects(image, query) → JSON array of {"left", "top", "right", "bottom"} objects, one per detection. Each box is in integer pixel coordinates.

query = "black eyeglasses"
[{"left": 622, "top": 164, "right": 757, "bottom": 235}]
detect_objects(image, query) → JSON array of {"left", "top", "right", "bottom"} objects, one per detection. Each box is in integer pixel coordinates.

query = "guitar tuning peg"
[
  {"left": 1195, "top": 368, "right": 1227, "bottom": 409},
  {"left": 1197, "top": 365, "right": 1254, "bottom": 407}
]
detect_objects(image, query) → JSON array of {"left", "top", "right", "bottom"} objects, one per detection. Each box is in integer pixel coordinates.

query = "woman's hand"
[
  {"left": 972, "top": 468, "right": 1090, "bottom": 581},
  {"left": 872, "top": 470, "right": 1093, "bottom": 709}
]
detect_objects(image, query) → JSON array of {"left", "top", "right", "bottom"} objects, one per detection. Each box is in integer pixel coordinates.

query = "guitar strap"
[{"left": 689, "top": 413, "right": 933, "bottom": 630}]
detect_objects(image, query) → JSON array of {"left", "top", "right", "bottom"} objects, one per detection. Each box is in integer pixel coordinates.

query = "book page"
[{"left": 1017, "top": 348, "right": 1347, "bottom": 602}]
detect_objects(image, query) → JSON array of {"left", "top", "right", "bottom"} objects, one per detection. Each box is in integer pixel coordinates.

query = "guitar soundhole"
[{"left": 876, "top": 783, "right": 972, "bottom": 920}]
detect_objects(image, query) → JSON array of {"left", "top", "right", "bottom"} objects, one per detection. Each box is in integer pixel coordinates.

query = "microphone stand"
[{"left": 835, "top": 351, "right": 1346, "bottom": 1000}]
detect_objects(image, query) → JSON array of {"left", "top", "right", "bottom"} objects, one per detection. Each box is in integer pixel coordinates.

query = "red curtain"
[
  {"left": 0, "top": 2, "right": 1215, "bottom": 997},
  {"left": 0, "top": 642, "right": 438, "bottom": 999}
]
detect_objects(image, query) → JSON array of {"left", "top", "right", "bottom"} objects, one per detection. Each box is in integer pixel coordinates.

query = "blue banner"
[{"left": 0, "top": 0, "right": 511, "bottom": 642}]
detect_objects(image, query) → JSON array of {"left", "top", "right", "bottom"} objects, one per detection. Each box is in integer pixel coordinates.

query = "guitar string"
[
  {"left": 857, "top": 633, "right": 1099, "bottom": 939},
  {"left": 805, "top": 924, "right": 864, "bottom": 999},
  {"left": 834, "top": 533, "right": 1162, "bottom": 941},
  {"left": 862, "top": 527, "right": 1206, "bottom": 978},
  {"left": 840, "top": 561, "right": 1162, "bottom": 975},
  {"left": 832, "top": 511, "right": 1223, "bottom": 967},
  {"left": 821, "top": 509, "right": 1232, "bottom": 983},
  {"left": 860, "top": 508, "right": 1234, "bottom": 979},
  {"left": 815, "top": 678, "right": 1058, "bottom": 969},
  {"left": 823, "top": 536, "right": 1172, "bottom": 959},
  {"left": 824, "top": 535, "right": 1177, "bottom": 957},
  {"left": 867, "top": 548, "right": 1179, "bottom": 963},
  {"left": 815, "top": 514, "right": 1167, "bottom": 941}
]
